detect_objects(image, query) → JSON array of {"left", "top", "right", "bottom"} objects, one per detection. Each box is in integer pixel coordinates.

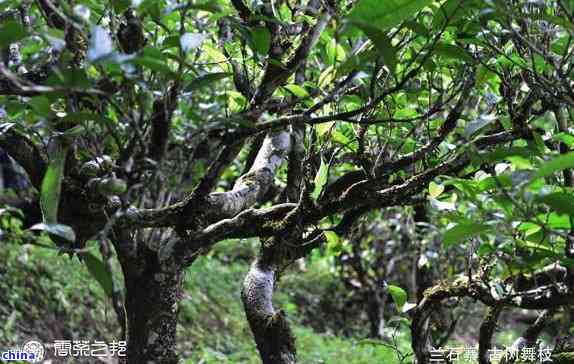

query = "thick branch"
[
  {"left": 499, "top": 309, "right": 555, "bottom": 364},
  {"left": 0, "top": 125, "right": 46, "bottom": 188},
  {"left": 479, "top": 306, "right": 503, "bottom": 364},
  {"left": 241, "top": 237, "right": 297, "bottom": 364},
  {"left": 123, "top": 131, "right": 291, "bottom": 229},
  {"left": 252, "top": 11, "right": 332, "bottom": 104},
  {"left": 230, "top": 0, "right": 252, "bottom": 21},
  {"left": 149, "top": 84, "right": 178, "bottom": 161},
  {"left": 204, "top": 131, "right": 291, "bottom": 219}
]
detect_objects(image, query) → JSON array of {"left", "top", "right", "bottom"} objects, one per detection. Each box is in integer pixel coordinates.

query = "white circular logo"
[{"left": 22, "top": 341, "right": 44, "bottom": 363}]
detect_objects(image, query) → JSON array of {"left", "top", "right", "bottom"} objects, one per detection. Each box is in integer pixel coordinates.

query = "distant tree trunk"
[
  {"left": 366, "top": 289, "right": 386, "bottom": 338},
  {"left": 119, "top": 244, "right": 183, "bottom": 364}
]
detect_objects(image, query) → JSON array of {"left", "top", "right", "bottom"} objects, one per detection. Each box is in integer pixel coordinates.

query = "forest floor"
[{"left": 0, "top": 238, "right": 410, "bottom": 363}]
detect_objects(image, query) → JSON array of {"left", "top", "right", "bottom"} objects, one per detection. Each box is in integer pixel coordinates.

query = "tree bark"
[
  {"left": 241, "top": 259, "right": 297, "bottom": 364},
  {"left": 478, "top": 306, "right": 502, "bottom": 364},
  {"left": 366, "top": 290, "right": 385, "bottom": 338},
  {"left": 120, "top": 247, "right": 183, "bottom": 364},
  {"left": 411, "top": 204, "right": 434, "bottom": 363}
]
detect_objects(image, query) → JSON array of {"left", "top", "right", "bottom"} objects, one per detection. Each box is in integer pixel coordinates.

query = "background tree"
[{"left": 1, "top": 0, "right": 573, "bottom": 363}]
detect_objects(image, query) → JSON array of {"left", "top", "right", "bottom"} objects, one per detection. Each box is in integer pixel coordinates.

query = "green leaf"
[
  {"left": 325, "top": 231, "right": 342, "bottom": 254},
  {"left": 478, "top": 146, "right": 538, "bottom": 164},
  {"left": 443, "top": 223, "right": 490, "bottom": 248},
  {"left": 360, "top": 28, "right": 397, "bottom": 75},
  {"left": 388, "top": 285, "right": 407, "bottom": 309},
  {"left": 434, "top": 43, "right": 474, "bottom": 63},
  {"left": 185, "top": 72, "right": 231, "bottom": 91},
  {"left": 331, "top": 130, "right": 355, "bottom": 151},
  {"left": 432, "top": 0, "right": 470, "bottom": 29},
  {"left": 326, "top": 38, "right": 346, "bottom": 65},
  {"left": 139, "top": 0, "right": 163, "bottom": 21},
  {"left": 538, "top": 192, "right": 574, "bottom": 217},
  {"left": 60, "top": 125, "right": 86, "bottom": 138},
  {"left": 0, "top": 20, "right": 27, "bottom": 48},
  {"left": 132, "top": 57, "right": 174, "bottom": 76},
  {"left": 81, "top": 252, "right": 113, "bottom": 297},
  {"left": 112, "top": 0, "right": 131, "bottom": 14},
  {"left": 534, "top": 152, "right": 574, "bottom": 180},
  {"left": 40, "top": 141, "right": 68, "bottom": 224},
  {"left": 29, "top": 96, "right": 52, "bottom": 117},
  {"left": 348, "top": 0, "right": 433, "bottom": 32},
  {"left": 250, "top": 27, "right": 271, "bottom": 55},
  {"left": 554, "top": 132, "right": 574, "bottom": 147},
  {"left": 283, "top": 84, "right": 309, "bottom": 98},
  {"left": 428, "top": 181, "right": 444, "bottom": 198},
  {"left": 45, "top": 69, "right": 91, "bottom": 89},
  {"left": 404, "top": 20, "right": 428, "bottom": 36},
  {"left": 30, "top": 223, "right": 76, "bottom": 243},
  {"left": 547, "top": 212, "right": 572, "bottom": 230},
  {"left": 393, "top": 108, "right": 418, "bottom": 119},
  {"left": 477, "top": 243, "right": 495, "bottom": 257},
  {"left": 312, "top": 158, "right": 329, "bottom": 200}
]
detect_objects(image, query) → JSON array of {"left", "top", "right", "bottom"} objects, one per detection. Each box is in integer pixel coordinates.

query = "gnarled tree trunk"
[
  {"left": 242, "top": 257, "right": 297, "bottom": 364},
  {"left": 119, "top": 246, "right": 183, "bottom": 364}
]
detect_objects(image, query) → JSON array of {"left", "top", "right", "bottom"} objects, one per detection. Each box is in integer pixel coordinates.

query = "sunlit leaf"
[
  {"left": 348, "top": 0, "right": 433, "bottom": 32},
  {"left": 30, "top": 223, "right": 76, "bottom": 243},
  {"left": 388, "top": 284, "right": 407, "bottom": 309},
  {"left": 535, "top": 152, "right": 574, "bottom": 180},
  {"left": 326, "top": 38, "right": 346, "bottom": 65},
  {"left": 428, "top": 181, "right": 444, "bottom": 198},
  {"left": 284, "top": 84, "right": 309, "bottom": 98},
  {"left": 402, "top": 302, "right": 417, "bottom": 313},
  {"left": 325, "top": 231, "right": 342, "bottom": 254},
  {"left": 180, "top": 33, "right": 207, "bottom": 53},
  {"left": 443, "top": 223, "right": 490, "bottom": 248},
  {"left": 87, "top": 26, "right": 113, "bottom": 62},
  {"left": 393, "top": 108, "right": 418, "bottom": 119},
  {"left": 312, "top": 158, "right": 329, "bottom": 200}
]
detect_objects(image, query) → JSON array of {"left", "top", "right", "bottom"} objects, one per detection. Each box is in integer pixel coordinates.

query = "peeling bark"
[
  {"left": 242, "top": 257, "right": 297, "bottom": 364},
  {"left": 411, "top": 301, "right": 435, "bottom": 364},
  {"left": 207, "top": 131, "right": 291, "bottom": 219}
]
